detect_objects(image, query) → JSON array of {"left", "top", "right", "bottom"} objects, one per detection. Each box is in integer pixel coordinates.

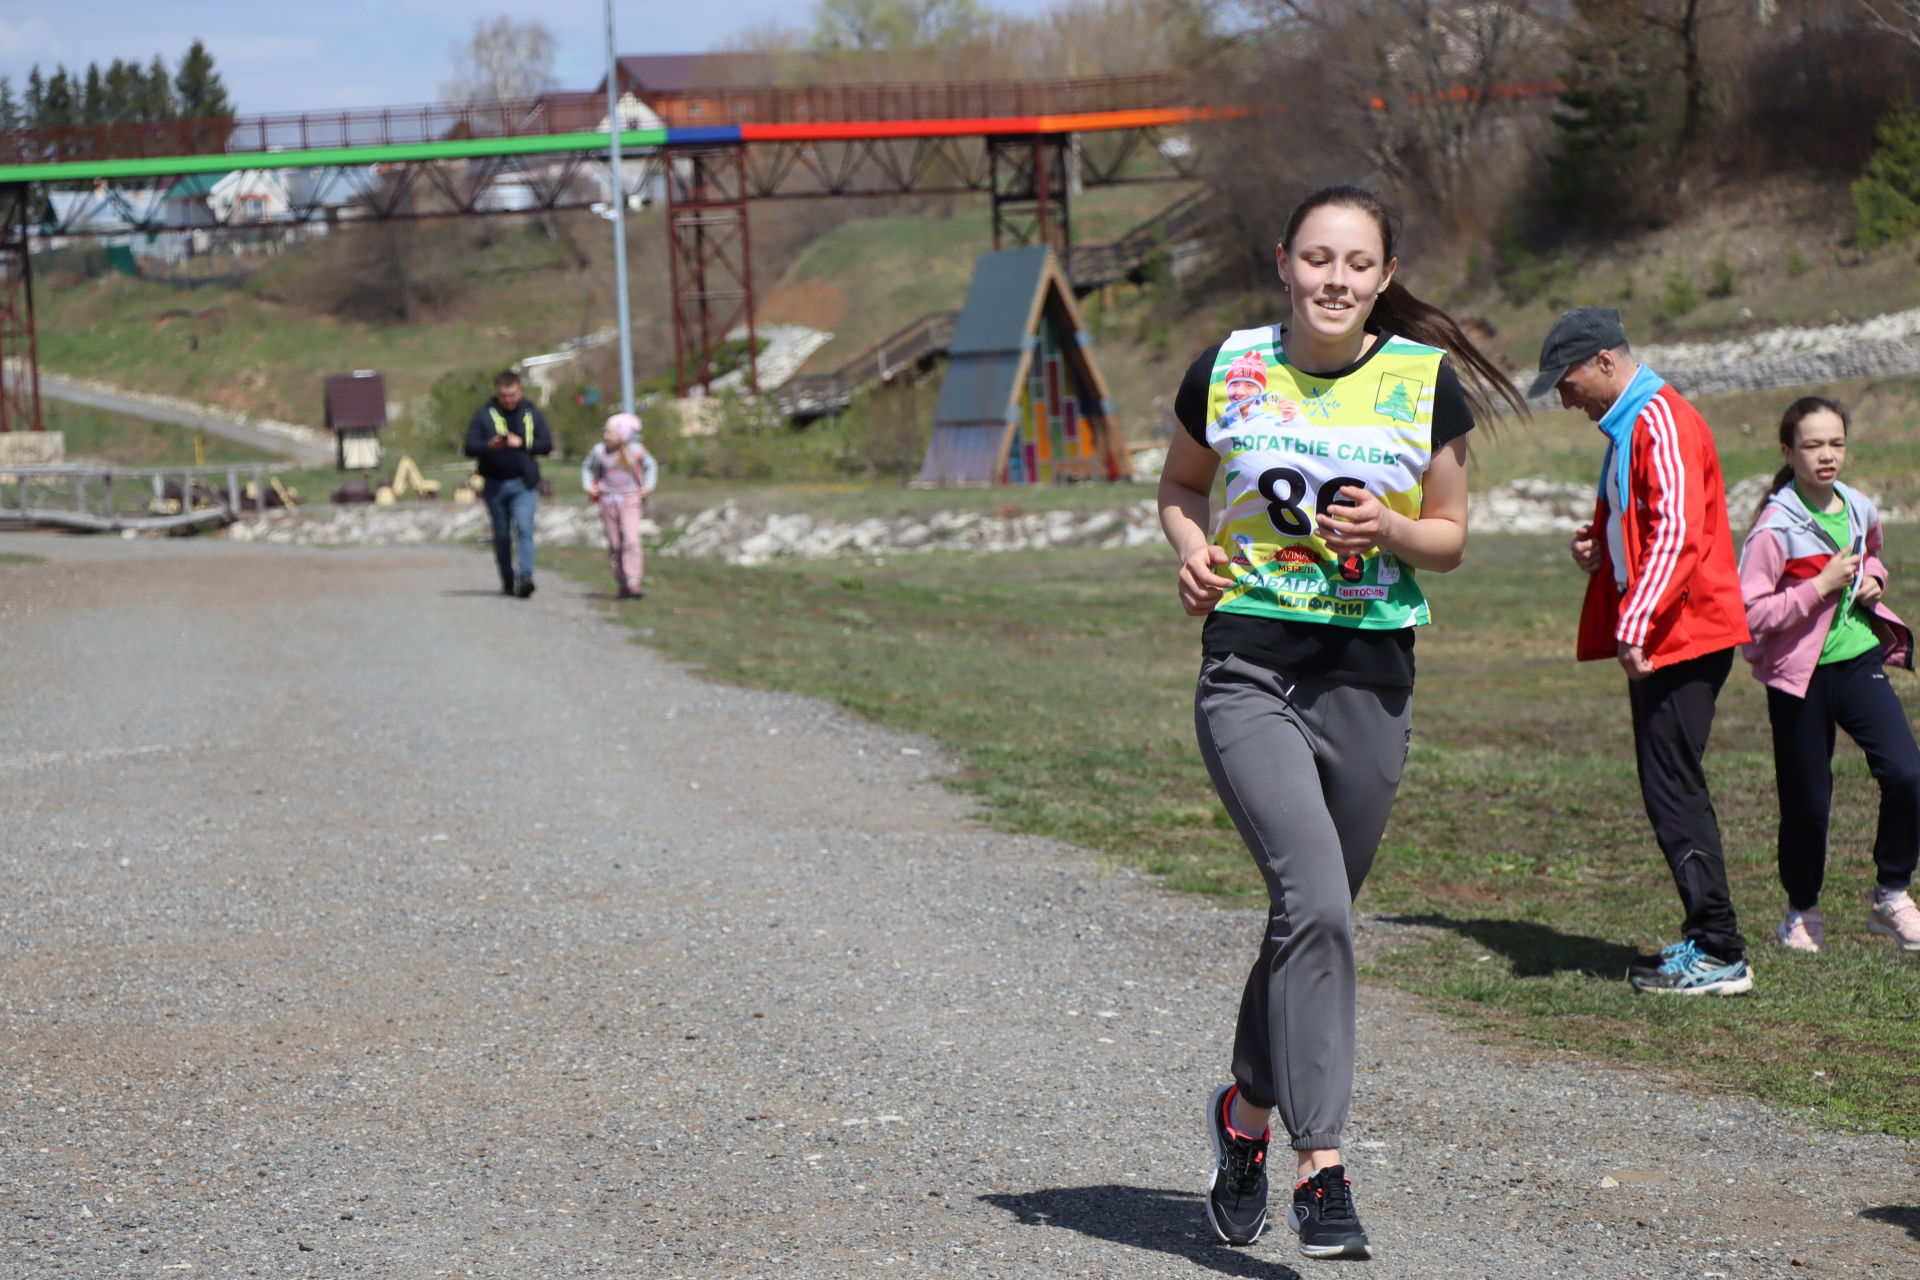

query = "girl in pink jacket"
[
  {"left": 1739, "top": 396, "right": 1918, "bottom": 954},
  {"left": 581, "top": 413, "right": 657, "bottom": 600}
]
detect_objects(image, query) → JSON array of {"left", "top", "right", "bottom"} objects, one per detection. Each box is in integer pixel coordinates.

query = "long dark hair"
[
  {"left": 1281, "top": 184, "right": 1526, "bottom": 422},
  {"left": 1760, "top": 395, "right": 1850, "bottom": 518}
]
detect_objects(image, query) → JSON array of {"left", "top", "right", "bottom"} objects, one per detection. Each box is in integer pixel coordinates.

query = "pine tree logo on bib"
[{"left": 1375, "top": 375, "right": 1421, "bottom": 424}]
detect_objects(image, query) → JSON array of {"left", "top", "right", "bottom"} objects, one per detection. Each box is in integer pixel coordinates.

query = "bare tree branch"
[{"left": 1857, "top": 0, "right": 1920, "bottom": 49}]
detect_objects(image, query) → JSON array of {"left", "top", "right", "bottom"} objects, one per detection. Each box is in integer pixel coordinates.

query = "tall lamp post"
[{"left": 604, "top": 0, "right": 635, "bottom": 414}]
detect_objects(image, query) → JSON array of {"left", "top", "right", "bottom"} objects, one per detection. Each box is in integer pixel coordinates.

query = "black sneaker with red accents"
[
  {"left": 1204, "top": 1083, "right": 1269, "bottom": 1245},
  {"left": 1287, "top": 1164, "right": 1371, "bottom": 1259}
]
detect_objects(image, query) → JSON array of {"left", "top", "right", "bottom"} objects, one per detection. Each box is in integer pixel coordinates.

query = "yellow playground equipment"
[{"left": 373, "top": 455, "right": 443, "bottom": 505}]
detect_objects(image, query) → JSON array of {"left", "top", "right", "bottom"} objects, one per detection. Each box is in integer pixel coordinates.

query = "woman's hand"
[
  {"left": 1178, "top": 544, "right": 1232, "bottom": 616},
  {"left": 1814, "top": 552, "right": 1861, "bottom": 598},
  {"left": 1315, "top": 486, "right": 1392, "bottom": 555}
]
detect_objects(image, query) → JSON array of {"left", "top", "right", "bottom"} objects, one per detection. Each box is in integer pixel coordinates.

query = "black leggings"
[{"left": 1767, "top": 652, "right": 1920, "bottom": 911}]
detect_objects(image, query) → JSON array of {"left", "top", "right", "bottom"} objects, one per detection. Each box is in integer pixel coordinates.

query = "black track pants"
[
  {"left": 1767, "top": 651, "right": 1920, "bottom": 910},
  {"left": 1627, "top": 647, "right": 1746, "bottom": 960},
  {"left": 1195, "top": 653, "right": 1410, "bottom": 1152}
]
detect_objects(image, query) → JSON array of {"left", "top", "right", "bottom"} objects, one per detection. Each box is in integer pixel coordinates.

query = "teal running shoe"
[{"left": 1630, "top": 940, "right": 1753, "bottom": 995}]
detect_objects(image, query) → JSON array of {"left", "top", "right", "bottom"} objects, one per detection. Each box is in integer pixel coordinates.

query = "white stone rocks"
[{"left": 227, "top": 475, "right": 1863, "bottom": 557}]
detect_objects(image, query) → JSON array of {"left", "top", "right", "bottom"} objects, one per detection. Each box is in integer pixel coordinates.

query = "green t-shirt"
[{"left": 1812, "top": 503, "right": 1881, "bottom": 665}]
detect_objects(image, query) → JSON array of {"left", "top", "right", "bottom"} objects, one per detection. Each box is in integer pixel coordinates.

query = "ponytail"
[
  {"left": 1370, "top": 279, "right": 1527, "bottom": 423},
  {"left": 1758, "top": 465, "right": 1795, "bottom": 517},
  {"left": 1281, "top": 184, "right": 1526, "bottom": 424}
]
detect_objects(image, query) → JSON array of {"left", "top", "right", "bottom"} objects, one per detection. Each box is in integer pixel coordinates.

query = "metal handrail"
[{"left": 0, "top": 461, "right": 288, "bottom": 532}]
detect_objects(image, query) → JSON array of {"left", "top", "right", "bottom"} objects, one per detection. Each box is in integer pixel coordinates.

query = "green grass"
[
  {"left": 553, "top": 531, "right": 1920, "bottom": 1138},
  {"left": 644, "top": 475, "right": 1151, "bottom": 525},
  {"left": 45, "top": 399, "right": 278, "bottom": 467},
  {"left": 0, "top": 552, "right": 41, "bottom": 565},
  {"left": 36, "top": 275, "right": 519, "bottom": 427},
  {"left": 34, "top": 210, "right": 670, "bottom": 427}
]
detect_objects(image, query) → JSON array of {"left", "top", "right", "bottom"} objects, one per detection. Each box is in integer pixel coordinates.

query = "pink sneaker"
[
  {"left": 1776, "top": 907, "right": 1824, "bottom": 953},
  {"left": 1868, "top": 890, "right": 1920, "bottom": 952}
]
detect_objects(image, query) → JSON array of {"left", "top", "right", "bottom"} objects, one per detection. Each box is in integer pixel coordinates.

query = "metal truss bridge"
[{"left": 0, "top": 73, "right": 1553, "bottom": 433}]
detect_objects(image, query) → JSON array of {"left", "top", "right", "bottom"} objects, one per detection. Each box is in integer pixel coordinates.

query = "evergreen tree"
[
  {"left": 41, "top": 67, "right": 75, "bottom": 129},
  {"left": 81, "top": 62, "right": 106, "bottom": 126},
  {"left": 0, "top": 78, "right": 17, "bottom": 134},
  {"left": 1854, "top": 106, "right": 1920, "bottom": 248},
  {"left": 1545, "top": 3, "right": 1665, "bottom": 229},
  {"left": 174, "top": 40, "right": 232, "bottom": 120},
  {"left": 24, "top": 68, "right": 43, "bottom": 129},
  {"left": 104, "top": 59, "right": 143, "bottom": 126},
  {"left": 144, "top": 55, "right": 177, "bottom": 122}
]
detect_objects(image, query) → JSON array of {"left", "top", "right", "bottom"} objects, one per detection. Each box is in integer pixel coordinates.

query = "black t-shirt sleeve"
[
  {"left": 1431, "top": 358, "right": 1475, "bottom": 451},
  {"left": 1174, "top": 343, "right": 1223, "bottom": 444}
]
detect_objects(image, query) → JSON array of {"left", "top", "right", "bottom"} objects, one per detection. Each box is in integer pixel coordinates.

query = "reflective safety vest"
[{"left": 1202, "top": 325, "right": 1444, "bottom": 631}]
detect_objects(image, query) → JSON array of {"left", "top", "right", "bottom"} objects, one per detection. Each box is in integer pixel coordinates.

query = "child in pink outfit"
[
  {"left": 581, "top": 413, "right": 657, "bottom": 599},
  {"left": 1738, "top": 396, "right": 1919, "bottom": 955}
]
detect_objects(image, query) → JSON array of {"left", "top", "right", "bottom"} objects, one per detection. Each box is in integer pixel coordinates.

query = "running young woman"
[
  {"left": 1158, "top": 184, "right": 1522, "bottom": 1260},
  {"left": 1738, "top": 397, "right": 1920, "bottom": 953}
]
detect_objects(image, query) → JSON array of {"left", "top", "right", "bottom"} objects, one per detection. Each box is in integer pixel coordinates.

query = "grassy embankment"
[
  {"left": 33, "top": 210, "right": 670, "bottom": 429},
  {"left": 760, "top": 173, "right": 1920, "bottom": 455},
  {"left": 49, "top": 399, "right": 279, "bottom": 467}
]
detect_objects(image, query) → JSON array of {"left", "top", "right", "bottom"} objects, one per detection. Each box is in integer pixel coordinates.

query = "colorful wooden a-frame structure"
[{"left": 920, "top": 247, "right": 1129, "bottom": 486}]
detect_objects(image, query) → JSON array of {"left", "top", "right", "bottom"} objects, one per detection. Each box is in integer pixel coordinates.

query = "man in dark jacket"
[{"left": 463, "top": 370, "right": 553, "bottom": 597}]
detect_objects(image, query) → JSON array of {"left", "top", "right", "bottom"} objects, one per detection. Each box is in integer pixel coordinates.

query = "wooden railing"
[
  {"left": 775, "top": 311, "right": 961, "bottom": 420},
  {"left": 775, "top": 188, "right": 1222, "bottom": 418},
  {"left": 1065, "top": 188, "right": 1219, "bottom": 290}
]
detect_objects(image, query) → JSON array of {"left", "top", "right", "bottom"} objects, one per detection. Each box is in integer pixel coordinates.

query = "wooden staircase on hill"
[{"left": 775, "top": 190, "right": 1219, "bottom": 421}]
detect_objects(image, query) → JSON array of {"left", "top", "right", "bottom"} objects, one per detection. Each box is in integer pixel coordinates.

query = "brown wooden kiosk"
[{"left": 324, "top": 370, "right": 387, "bottom": 471}]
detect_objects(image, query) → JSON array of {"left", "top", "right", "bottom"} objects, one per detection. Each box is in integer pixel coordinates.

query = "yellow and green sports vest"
[{"left": 1205, "top": 326, "right": 1443, "bottom": 630}]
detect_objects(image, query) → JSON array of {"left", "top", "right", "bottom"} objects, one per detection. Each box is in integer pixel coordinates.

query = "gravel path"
[{"left": 1, "top": 535, "right": 1914, "bottom": 1278}]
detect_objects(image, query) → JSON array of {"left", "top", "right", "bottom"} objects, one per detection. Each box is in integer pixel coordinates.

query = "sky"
[{"left": 0, "top": 1, "right": 1066, "bottom": 117}]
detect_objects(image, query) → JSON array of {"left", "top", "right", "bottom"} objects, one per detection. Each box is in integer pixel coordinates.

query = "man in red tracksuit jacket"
[{"left": 1531, "top": 307, "right": 1754, "bottom": 996}]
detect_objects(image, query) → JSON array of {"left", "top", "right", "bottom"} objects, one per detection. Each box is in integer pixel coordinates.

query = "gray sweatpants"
[{"left": 1194, "top": 652, "right": 1411, "bottom": 1151}]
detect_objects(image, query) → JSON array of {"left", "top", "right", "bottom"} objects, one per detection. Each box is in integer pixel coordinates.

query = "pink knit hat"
[{"left": 606, "top": 412, "right": 641, "bottom": 443}]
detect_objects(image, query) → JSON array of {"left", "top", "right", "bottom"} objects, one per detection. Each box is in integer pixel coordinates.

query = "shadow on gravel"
[
  {"left": 980, "top": 1186, "right": 1303, "bottom": 1278},
  {"left": 1861, "top": 1204, "right": 1920, "bottom": 1241},
  {"left": 1380, "top": 914, "right": 1640, "bottom": 978},
  {"left": 441, "top": 589, "right": 511, "bottom": 598}
]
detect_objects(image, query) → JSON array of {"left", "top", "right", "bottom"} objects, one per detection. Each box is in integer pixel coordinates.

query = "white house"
[{"left": 208, "top": 169, "right": 293, "bottom": 224}]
